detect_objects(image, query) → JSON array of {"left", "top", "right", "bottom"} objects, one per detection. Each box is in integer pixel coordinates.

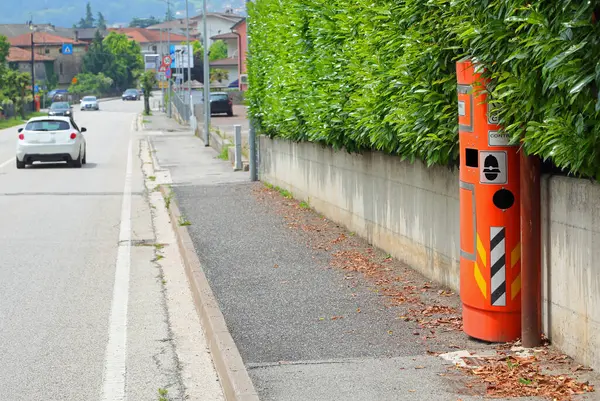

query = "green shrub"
[{"left": 248, "top": 0, "right": 600, "bottom": 178}]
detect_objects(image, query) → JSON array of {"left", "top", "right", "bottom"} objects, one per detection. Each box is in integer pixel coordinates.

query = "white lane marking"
[
  {"left": 101, "top": 138, "right": 133, "bottom": 401},
  {"left": 0, "top": 157, "right": 13, "bottom": 169}
]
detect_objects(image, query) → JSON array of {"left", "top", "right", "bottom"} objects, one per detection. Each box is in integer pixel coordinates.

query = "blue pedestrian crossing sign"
[{"left": 62, "top": 44, "right": 73, "bottom": 55}]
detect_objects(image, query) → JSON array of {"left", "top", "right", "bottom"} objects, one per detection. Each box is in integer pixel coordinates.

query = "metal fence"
[
  {"left": 0, "top": 102, "right": 34, "bottom": 119},
  {"left": 171, "top": 90, "right": 191, "bottom": 123}
]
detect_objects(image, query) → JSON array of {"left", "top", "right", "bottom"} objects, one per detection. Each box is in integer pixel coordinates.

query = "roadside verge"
[{"left": 159, "top": 185, "right": 260, "bottom": 401}]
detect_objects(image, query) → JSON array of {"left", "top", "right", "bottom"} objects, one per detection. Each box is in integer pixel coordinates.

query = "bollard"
[{"left": 234, "top": 124, "right": 243, "bottom": 171}]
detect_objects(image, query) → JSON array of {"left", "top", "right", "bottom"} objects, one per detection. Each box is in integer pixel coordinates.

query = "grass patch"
[
  {"left": 158, "top": 388, "right": 169, "bottom": 401},
  {"left": 299, "top": 200, "right": 310, "bottom": 209},
  {"left": 143, "top": 119, "right": 151, "bottom": 123},
  {"left": 264, "top": 182, "right": 274, "bottom": 189},
  {"left": 218, "top": 144, "right": 231, "bottom": 160},
  {"left": 154, "top": 254, "right": 164, "bottom": 261},
  {"left": 148, "top": 175, "right": 156, "bottom": 181},
  {"left": 275, "top": 186, "right": 292, "bottom": 199},
  {"left": 163, "top": 186, "right": 173, "bottom": 209},
  {"left": 178, "top": 215, "right": 191, "bottom": 226}
]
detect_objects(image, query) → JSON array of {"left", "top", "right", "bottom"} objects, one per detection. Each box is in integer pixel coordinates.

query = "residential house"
[
  {"left": 6, "top": 46, "right": 55, "bottom": 83},
  {"left": 0, "top": 23, "right": 55, "bottom": 38},
  {"left": 192, "top": 12, "right": 243, "bottom": 45},
  {"left": 146, "top": 19, "right": 201, "bottom": 40},
  {"left": 109, "top": 27, "right": 188, "bottom": 57},
  {"left": 8, "top": 32, "right": 87, "bottom": 86},
  {"left": 53, "top": 28, "right": 108, "bottom": 43},
  {"left": 209, "top": 32, "right": 239, "bottom": 87},
  {"left": 207, "top": 18, "right": 248, "bottom": 91},
  {"left": 231, "top": 18, "right": 247, "bottom": 91}
]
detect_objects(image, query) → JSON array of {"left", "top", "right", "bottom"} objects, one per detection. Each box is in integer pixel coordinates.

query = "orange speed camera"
[{"left": 457, "top": 58, "right": 521, "bottom": 342}]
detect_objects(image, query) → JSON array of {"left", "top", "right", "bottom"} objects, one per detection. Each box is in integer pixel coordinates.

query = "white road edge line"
[
  {"left": 0, "top": 157, "right": 13, "bottom": 169},
  {"left": 101, "top": 137, "right": 133, "bottom": 401}
]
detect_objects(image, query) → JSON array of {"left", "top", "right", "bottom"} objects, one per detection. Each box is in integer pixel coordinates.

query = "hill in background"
[{"left": 0, "top": 0, "right": 245, "bottom": 28}]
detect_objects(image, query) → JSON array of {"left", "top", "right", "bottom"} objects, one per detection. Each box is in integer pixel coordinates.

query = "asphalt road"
[{"left": 0, "top": 98, "right": 223, "bottom": 400}]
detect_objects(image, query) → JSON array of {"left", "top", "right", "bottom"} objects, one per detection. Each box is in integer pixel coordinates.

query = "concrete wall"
[
  {"left": 541, "top": 176, "right": 600, "bottom": 369},
  {"left": 260, "top": 136, "right": 600, "bottom": 370},
  {"left": 259, "top": 136, "right": 461, "bottom": 291}
]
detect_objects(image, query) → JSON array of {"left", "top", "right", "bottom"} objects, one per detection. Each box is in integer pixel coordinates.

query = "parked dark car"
[
  {"left": 48, "top": 101, "right": 73, "bottom": 117},
  {"left": 122, "top": 89, "right": 140, "bottom": 101},
  {"left": 209, "top": 92, "right": 233, "bottom": 116}
]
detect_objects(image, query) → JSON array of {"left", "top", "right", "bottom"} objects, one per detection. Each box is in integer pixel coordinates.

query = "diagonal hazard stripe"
[
  {"left": 476, "top": 234, "right": 486, "bottom": 268},
  {"left": 474, "top": 261, "right": 487, "bottom": 299},
  {"left": 511, "top": 243, "right": 521, "bottom": 268},
  {"left": 490, "top": 227, "right": 505, "bottom": 251},
  {"left": 511, "top": 273, "right": 521, "bottom": 300},
  {"left": 491, "top": 254, "right": 505, "bottom": 277}
]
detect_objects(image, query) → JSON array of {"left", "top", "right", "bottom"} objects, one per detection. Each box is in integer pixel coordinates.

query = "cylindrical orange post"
[{"left": 457, "top": 58, "right": 521, "bottom": 342}]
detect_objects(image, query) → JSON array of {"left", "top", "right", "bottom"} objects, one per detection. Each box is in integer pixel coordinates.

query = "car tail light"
[
  {"left": 18, "top": 134, "right": 24, "bottom": 140},
  {"left": 70, "top": 133, "right": 77, "bottom": 139}
]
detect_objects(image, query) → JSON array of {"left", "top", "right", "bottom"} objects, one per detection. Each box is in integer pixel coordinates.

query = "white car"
[
  {"left": 80, "top": 96, "right": 99, "bottom": 111},
  {"left": 16, "top": 116, "right": 87, "bottom": 169}
]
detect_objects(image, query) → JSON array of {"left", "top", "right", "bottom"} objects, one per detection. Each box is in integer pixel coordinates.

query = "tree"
[
  {"left": 139, "top": 70, "right": 157, "bottom": 115},
  {"left": 129, "top": 16, "right": 161, "bottom": 28},
  {"left": 2, "top": 70, "right": 31, "bottom": 119},
  {"left": 103, "top": 32, "right": 143, "bottom": 90},
  {"left": 210, "top": 69, "right": 229, "bottom": 83},
  {"left": 77, "top": 2, "right": 96, "bottom": 28},
  {"left": 191, "top": 40, "right": 203, "bottom": 57},
  {"left": 0, "top": 35, "right": 9, "bottom": 63},
  {"left": 83, "top": 30, "right": 115, "bottom": 75},
  {"left": 97, "top": 12, "right": 107, "bottom": 30},
  {"left": 68, "top": 73, "right": 113, "bottom": 95},
  {"left": 209, "top": 40, "right": 228, "bottom": 61}
]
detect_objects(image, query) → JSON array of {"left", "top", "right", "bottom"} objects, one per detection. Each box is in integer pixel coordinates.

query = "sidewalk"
[{"left": 143, "top": 111, "right": 598, "bottom": 401}]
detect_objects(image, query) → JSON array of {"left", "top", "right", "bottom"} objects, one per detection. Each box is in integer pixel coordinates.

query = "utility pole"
[
  {"left": 167, "top": 1, "right": 172, "bottom": 118},
  {"left": 160, "top": 28, "right": 165, "bottom": 112},
  {"left": 184, "top": 0, "right": 192, "bottom": 118},
  {"left": 202, "top": 0, "right": 210, "bottom": 146},
  {"left": 29, "top": 18, "right": 36, "bottom": 113},
  {"left": 246, "top": 0, "right": 257, "bottom": 181}
]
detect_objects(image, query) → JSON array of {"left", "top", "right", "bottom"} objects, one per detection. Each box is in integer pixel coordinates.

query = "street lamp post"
[
  {"left": 184, "top": 0, "right": 192, "bottom": 116},
  {"left": 202, "top": 0, "right": 210, "bottom": 146},
  {"left": 28, "top": 22, "right": 36, "bottom": 113},
  {"left": 246, "top": 0, "right": 257, "bottom": 181}
]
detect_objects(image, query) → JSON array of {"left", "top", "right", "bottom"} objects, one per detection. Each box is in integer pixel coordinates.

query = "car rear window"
[
  {"left": 50, "top": 102, "right": 69, "bottom": 109},
  {"left": 211, "top": 94, "right": 229, "bottom": 101},
  {"left": 83, "top": 97, "right": 96, "bottom": 101},
  {"left": 25, "top": 120, "right": 71, "bottom": 131}
]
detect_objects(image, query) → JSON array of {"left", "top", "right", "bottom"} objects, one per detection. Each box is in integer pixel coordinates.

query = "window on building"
[
  {"left": 59, "top": 63, "right": 63, "bottom": 75},
  {"left": 45, "top": 48, "right": 50, "bottom": 54},
  {"left": 152, "top": 45, "right": 157, "bottom": 52}
]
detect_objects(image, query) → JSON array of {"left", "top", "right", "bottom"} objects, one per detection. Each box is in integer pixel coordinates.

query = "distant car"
[
  {"left": 122, "top": 89, "right": 140, "bottom": 101},
  {"left": 48, "top": 101, "right": 73, "bottom": 117},
  {"left": 16, "top": 116, "right": 87, "bottom": 168},
  {"left": 47, "top": 89, "right": 68, "bottom": 101},
  {"left": 80, "top": 96, "right": 99, "bottom": 111},
  {"left": 209, "top": 92, "right": 233, "bottom": 116}
]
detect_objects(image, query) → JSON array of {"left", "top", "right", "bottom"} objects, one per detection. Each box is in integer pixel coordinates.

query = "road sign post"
[{"left": 62, "top": 44, "right": 73, "bottom": 55}]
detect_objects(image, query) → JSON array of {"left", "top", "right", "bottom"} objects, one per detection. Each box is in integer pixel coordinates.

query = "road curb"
[{"left": 159, "top": 186, "right": 260, "bottom": 401}]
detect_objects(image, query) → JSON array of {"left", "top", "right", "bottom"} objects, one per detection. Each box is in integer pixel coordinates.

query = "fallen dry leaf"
[{"left": 460, "top": 355, "right": 594, "bottom": 400}]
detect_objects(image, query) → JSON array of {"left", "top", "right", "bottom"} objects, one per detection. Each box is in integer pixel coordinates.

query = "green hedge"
[{"left": 248, "top": 0, "right": 600, "bottom": 178}]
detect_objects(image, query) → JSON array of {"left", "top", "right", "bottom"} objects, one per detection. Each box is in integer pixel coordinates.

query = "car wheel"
[
  {"left": 71, "top": 151, "right": 82, "bottom": 168},
  {"left": 227, "top": 109, "right": 233, "bottom": 117},
  {"left": 16, "top": 158, "right": 25, "bottom": 169},
  {"left": 82, "top": 147, "right": 87, "bottom": 165}
]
